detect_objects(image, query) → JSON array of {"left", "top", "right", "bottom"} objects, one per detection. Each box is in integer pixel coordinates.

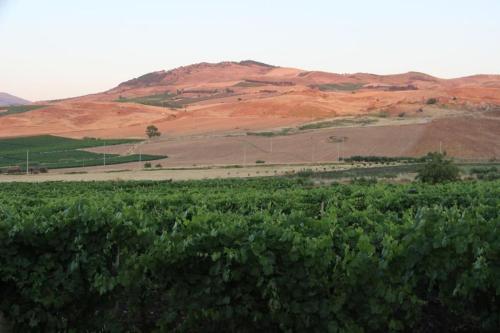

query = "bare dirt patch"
[{"left": 77, "top": 114, "right": 500, "bottom": 170}]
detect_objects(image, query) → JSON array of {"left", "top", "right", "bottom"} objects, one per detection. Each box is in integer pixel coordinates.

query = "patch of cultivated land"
[
  {"left": 0, "top": 135, "right": 165, "bottom": 170},
  {"left": 82, "top": 113, "right": 500, "bottom": 168},
  {"left": 2, "top": 178, "right": 499, "bottom": 331}
]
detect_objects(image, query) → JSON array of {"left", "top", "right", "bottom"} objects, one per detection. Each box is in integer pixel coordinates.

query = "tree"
[
  {"left": 416, "top": 152, "right": 460, "bottom": 184},
  {"left": 146, "top": 125, "right": 161, "bottom": 139}
]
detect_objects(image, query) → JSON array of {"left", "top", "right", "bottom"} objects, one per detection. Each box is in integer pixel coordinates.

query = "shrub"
[
  {"left": 426, "top": 98, "right": 438, "bottom": 105},
  {"left": 470, "top": 166, "right": 500, "bottom": 180},
  {"left": 144, "top": 162, "right": 152, "bottom": 168},
  {"left": 416, "top": 152, "right": 460, "bottom": 184},
  {"left": 146, "top": 125, "right": 161, "bottom": 139},
  {"left": 296, "top": 169, "right": 314, "bottom": 177},
  {"left": 344, "top": 155, "right": 424, "bottom": 164},
  {"left": 470, "top": 166, "right": 498, "bottom": 175},
  {"left": 255, "top": 160, "right": 265, "bottom": 164},
  {"left": 350, "top": 176, "right": 378, "bottom": 185}
]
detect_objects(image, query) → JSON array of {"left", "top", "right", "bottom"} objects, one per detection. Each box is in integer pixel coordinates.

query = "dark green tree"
[
  {"left": 146, "top": 125, "right": 161, "bottom": 139},
  {"left": 416, "top": 152, "right": 460, "bottom": 184}
]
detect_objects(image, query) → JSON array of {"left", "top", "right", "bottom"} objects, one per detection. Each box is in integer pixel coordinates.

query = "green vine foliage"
[{"left": 0, "top": 179, "right": 499, "bottom": 332}]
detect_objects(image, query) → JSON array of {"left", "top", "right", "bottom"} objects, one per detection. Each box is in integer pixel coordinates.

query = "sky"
[{"left": 1, "top": 0, "right": 499, "bottom": 101}]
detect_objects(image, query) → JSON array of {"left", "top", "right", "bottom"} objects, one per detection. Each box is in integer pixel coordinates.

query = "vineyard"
[
  {"left": 1, "top": 178, "right": 499, "bottom": 331},
  {"left": 0, "top": 135, "right": 165, "bottom": 171}
]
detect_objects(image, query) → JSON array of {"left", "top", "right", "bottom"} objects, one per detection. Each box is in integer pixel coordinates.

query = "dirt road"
[{"left": 0, "top": 164, "right": 345, "bottom": 183}]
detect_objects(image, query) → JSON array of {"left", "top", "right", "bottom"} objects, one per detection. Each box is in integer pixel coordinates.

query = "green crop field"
[
  {"left": 0, "top": 135, "right": 165, "bottom": 170},
  {"left": 298, "top": 117, "right": 378, "bottom": 130},
  {"left": 117, "top": 91, "right": 238, "bottom": 109},
  {"left": 310, "top": 82, "right": 365, "bottom": 91},
  {"left": 116, "top": 92, "right": 183, "bottom": 108},
  {"left": 0, "top": 104, "right": 48, "bottom": 117},
  {"left": 0, "top": 177, "right": 499, "bottom": 331}
]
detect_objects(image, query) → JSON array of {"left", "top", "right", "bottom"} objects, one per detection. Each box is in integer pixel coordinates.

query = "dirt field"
[{"left": 80, "top": 113, "right": 500, "bottom": 169}]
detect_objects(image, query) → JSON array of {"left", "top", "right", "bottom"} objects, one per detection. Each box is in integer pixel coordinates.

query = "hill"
[
  {"left": 0, "top": 92, "right": 31, "bottom": 106},
  {"left": 0, "top": 61, "right": 498, "bottom": 161}
]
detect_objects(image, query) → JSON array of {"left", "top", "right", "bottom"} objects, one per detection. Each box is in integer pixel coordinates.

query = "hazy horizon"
[{"left": 1, "top": 0, "right": 499, "bottom": 101}]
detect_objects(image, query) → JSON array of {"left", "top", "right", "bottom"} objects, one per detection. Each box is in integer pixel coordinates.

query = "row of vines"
[{"left": 1, "top": 179, "right": 499, "bottom": 332}]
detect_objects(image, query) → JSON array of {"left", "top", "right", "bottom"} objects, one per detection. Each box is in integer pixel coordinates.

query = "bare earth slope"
[{"left": 1, "top": 61, "right": 499, "bottom": 161}]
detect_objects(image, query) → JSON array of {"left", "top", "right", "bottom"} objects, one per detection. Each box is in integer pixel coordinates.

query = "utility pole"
[
  {"left": 26, "top": 150, "right": 29, "bottom": 175},
  {"left": 139, "top": 147, "right": 142, "bottom": 163},
  {"left": 270, "top": 137, "right": 273, "bottom": 154},
  {"left": 103, "top": 141, "right": 106, "bottom": 167},
  {"left": 311, "top": 137, "right": 314, "bottom": 163},
  {"left": 243, "top": 144, "right": 247, "bottom": 166},
  {"left": 439, "top": 141, "right": 443, "bottom": 154},
  {"left": 337, "top": 142, "right": 340, "bottom": 162}
]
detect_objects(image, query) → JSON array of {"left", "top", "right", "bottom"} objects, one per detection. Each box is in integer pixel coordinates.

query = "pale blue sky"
[{"left": 1, "top": 0, "right": 499, "bottom": 101}]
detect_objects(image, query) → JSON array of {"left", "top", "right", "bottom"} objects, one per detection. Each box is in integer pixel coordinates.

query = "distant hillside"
[
  {"left": 1, "top": 60, "right": 499, "bottom": 149},
  {"left": 0, "top": 92, "right": 31, "bottom": 107}
]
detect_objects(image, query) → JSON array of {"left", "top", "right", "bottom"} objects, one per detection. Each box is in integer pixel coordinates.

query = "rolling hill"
[{"left": 0, "top": 61, "right": 499, "bottom": 161}]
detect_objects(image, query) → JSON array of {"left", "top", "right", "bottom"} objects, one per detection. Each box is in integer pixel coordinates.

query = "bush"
[
  {"left": 155, "top": 163, "right": 162, "bottom": 168},
  {"left": 144, "top": 162, "right": 152, "bottom": 168},
  {"left": 426, "top": 98, "right": 438, "bottom": 105},
  {"left": 470, "top": 166, "right": 498, "bottom": 175},
  {"left": 470, "top": 166, "right": 500, "bottom": 180},
  {"left": 296, "top": 169, "right": 314, "bottom": 177},
  {"left": 350, "top": 176, "right": 378, "bottom": 185},
  {"left": 344, "top": 155, "right": 424, "bottom": 164},
  {"left": 146, "top": 125, "right": 161, "bottom": 139},
  {"left": 255, "top": 160, "right": 265, "bottom": 164},
  {"left": 416, "top": 152, "right": 460, "bottom": 184}
]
